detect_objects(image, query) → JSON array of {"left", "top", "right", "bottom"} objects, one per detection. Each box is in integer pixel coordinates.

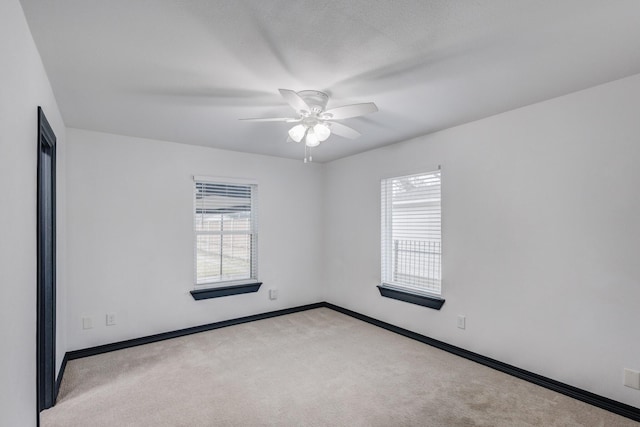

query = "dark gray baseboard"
[
  {"left": 66, "top": 302, "right": 324, "bottom": 360},
  {"left": 56, "top": 301, "right": 640, "bottom": 422},
  {"left": 54, "top": 352, "right": 68, "bottom": 401},
  {"left": 324, "top": 303, "right": 640, "bottom": 422}
]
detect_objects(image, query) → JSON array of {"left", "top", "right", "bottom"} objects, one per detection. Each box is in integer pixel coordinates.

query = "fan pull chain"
[{"left": 303, "top": 145, "right": 313, "bottom": 163}]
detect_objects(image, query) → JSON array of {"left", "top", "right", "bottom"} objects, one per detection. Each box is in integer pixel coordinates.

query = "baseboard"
[
  {"left": 59, "top": 301, "right": 640, "bottom": 422},
  {"left": 54, "top": 352, "right": 68, "bottom": 402},
  {"left": 324, "top": 302, "right": 640, "bottom": 423},
  {"left": 66, "top": 302, "right": 324, "bottom": 360}
]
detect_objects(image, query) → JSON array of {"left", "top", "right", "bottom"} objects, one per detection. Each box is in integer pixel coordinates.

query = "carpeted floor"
[{"left": 42, "top": 308, "right": 638, "bottom": 426}]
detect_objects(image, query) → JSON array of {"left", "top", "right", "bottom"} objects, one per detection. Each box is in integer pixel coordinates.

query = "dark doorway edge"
[{"left": 37, "top": 106, "right": 57, "bottom": 422}]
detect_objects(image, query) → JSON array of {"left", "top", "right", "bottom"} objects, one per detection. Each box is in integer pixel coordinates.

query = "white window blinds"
[
  {"left": 194, "top": 178, "right": 258, "bottom": 287},
  {"left": 381, "top": 170, "right": 442, "bottom": 295}
]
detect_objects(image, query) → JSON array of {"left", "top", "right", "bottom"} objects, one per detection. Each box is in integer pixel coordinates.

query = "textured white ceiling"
[{"left": 19, "top": 0, "right": 640, "bottom": 162}]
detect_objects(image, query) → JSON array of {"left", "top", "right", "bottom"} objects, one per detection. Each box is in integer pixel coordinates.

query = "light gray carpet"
[{"left": 42, "top": 308, "right": 638, "bottom": 426}]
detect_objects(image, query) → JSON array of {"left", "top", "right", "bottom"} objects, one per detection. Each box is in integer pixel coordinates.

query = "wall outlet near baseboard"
[
  {"left": 457, "top": 315, "right": 466, "bottom": 330},
  {"left": 106, "top": 312, "right": 117, "bottom": 326},
  {"left": 269, "top": 289, "right": 278, "bottom": 300},
  {"left": 624, "top": 368, "right": 640, "bottom": 389},
  {"left": 82, "top": 316, "right": 93, "bottom": 330}
]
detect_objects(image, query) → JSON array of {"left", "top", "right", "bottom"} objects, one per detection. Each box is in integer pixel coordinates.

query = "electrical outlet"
[
  {"left": 624, "top": 368, "right": 640, "bottom": 390},
  {"left": 269, "top": 289, "right": 278, "bottom": 300},
  {"left": 106, "top": 312, "right": 117, "bottom": 326},
  {"left": 457, "top": 315, "right": 466, "bottom": 330},
  {"left": 82, "top": 317, "right": 93, "bottom": 330}
]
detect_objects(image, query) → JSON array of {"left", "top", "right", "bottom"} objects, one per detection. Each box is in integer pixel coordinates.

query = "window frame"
[
  {"left": 379, "top": 169, "right": 445, "bottom": 309},
  {"left": 192, "top": 176, "right": 260, "bottom": 296}
]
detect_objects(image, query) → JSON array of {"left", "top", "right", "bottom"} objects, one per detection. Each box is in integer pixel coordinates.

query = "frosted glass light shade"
[
  {"left": 305, "top": 129, "right": 320, "bottom": 147},
  {"left": 314, "top": 123, "right": 331, "bottom": 141},
  {"left": 288, "top": 124, "right": 307, "bottom": 143}
]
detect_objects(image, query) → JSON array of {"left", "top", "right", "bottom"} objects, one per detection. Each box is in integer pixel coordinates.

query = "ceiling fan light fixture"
[
  {"left": 288, "top": 124, "right": 307, "bottom": 143},
  {"left": 242, "top": 89, "right": 378, "bottom": 161},
  {"left": 305, "top": 129, "right": 320, "bottom": 147},
  {"left": 314, "top": 123, "right": 331, "bottom": 142}
]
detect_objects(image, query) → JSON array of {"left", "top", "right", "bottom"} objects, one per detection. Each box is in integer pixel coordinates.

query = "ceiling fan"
[{"left": 241, "top": 89, "right": 378, "bottom": 162}]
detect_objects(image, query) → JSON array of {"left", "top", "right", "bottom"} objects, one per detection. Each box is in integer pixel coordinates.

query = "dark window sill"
[
  {"left": 191, "top": 282, "right": 262, "bottom": 300},
  {"left": 377, "top": 284, "right": 445, "bottom": 310}
]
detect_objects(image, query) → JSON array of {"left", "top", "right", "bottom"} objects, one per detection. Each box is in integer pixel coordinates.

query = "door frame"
[{"left": 37, "top": 106, "right": 57, "bottom": 413}]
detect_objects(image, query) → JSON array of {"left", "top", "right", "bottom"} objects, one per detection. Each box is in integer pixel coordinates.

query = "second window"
[{"left": 381, "top": 170, "right": 442, "bottom": 296}]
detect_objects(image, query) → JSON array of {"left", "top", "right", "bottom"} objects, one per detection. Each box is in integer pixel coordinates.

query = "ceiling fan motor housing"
[{"left": 297, "top": 90, "right": 329, "bottom": 114}]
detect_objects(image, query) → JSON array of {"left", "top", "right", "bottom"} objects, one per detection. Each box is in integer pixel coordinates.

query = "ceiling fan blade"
[
  {"left": 323, "top": 102, "right": 378, "bottom": 120},
  {"left": 279, "top": 89, "right": 311, "bottom": 113},
  {"left": 239, "top": 117, "right": 296, "bottom": 122},
  {"left": 328, "top": 122, "right": 361, "bottom": 139}
]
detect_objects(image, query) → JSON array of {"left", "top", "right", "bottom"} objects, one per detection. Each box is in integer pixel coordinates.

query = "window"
[
  {"left": 381, "top": 170, "right": 443, "bottom": 306},
  {"left": 193, "top": 177, "right": 258, "bottom": 289}
]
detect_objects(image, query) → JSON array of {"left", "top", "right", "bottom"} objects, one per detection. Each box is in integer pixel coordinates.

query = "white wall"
[
  {"left": 324, "top": 73, "right": 640, "bottom": 408},
  {"left": 65, "top": 75, "right": 640, "bottom": 409},
  {"left": 0, "top": 0, "right": 66, "bottom": 425},
  {"left": 6, "top": 0, "right": 638, "bottom": 417},
  {"left": 65, "top": 129, "right": 324, "bottom": 350}
]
